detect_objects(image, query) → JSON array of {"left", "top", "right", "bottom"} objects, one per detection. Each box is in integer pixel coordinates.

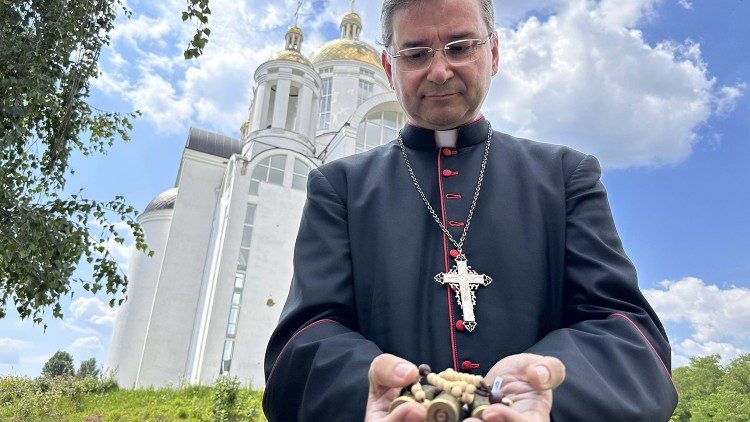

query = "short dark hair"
[{"left": 380, "top": 0, "right": 495, "bottom": 48}]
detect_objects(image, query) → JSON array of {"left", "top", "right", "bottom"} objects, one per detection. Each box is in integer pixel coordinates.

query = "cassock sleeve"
[
  {"left": 526, "top": 154, "right": 678, "bottom": 421},
  {"left": 263, "top": 168, "right": 379, "bottom": 421}
]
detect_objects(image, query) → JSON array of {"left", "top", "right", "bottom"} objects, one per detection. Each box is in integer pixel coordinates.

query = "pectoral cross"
[{"left": 435, "top": 255, "right": 492, "bottom": 332}]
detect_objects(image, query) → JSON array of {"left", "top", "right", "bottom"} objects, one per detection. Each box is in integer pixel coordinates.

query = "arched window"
[
  {"left": 356, "top": 110, "right": 405, "bottom": 152},
  {"left": 249, "top": 155, "right": 286, "bottom": 196},
  {"left": 248, "top": 154, "right": 311, "bottom": 195}
]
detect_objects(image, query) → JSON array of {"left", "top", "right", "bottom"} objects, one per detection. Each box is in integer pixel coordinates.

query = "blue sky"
[{"left": 1, "top": 0, "right": 748, "bottom": 376}]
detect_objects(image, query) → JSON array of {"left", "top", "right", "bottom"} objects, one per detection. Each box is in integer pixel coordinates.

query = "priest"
[{"left": 264, "top": 0, "right": 678, "bottom": 420}]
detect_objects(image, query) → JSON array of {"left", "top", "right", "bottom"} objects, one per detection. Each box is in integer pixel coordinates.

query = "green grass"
[{"left": 0, "top": 375, "right": 266, "bottom": 422}]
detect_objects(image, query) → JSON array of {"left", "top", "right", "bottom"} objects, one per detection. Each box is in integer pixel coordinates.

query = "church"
[{"left": 106, "top": 10, "right": 405, "bottom": 388}]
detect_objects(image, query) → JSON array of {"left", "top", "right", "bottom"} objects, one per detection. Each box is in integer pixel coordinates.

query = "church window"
[
  {"left": 220, "top": 339, "right": 234, "bottom": 374},
  {"left": 249, "top": 155, "right": 287, "bottom": 196},
  {"left": 292, "top": 159, "right": 310, "bottom": 191},
  {"left": 358, "top": 80, "right": 373, "bottom": 106},
  {"left": 237, "top": 204, "right": 256, "bottom": 270},
  {"left": 356, "top": 110, "right": 405, "bottom": 152},
  {"left": 286, "top": 85, "right": 300, "bottom": 131},
  {"left": 318, "top": 78, "right": 333, "bottom": 130},
  {"left": 265, "top": 83, "right": 277, "bottom": 129},
  {"left": 360, "top": 68, "right": 374, "bottom": 78}
]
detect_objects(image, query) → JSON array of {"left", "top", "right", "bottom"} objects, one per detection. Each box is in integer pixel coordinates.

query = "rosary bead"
[
  {"left": 451, "top": 385, "right": 462, "bottom": 398},
  {"left": 427, "top": 373, "right": 436, "bottom": 385},
  {"left": 411, "top": 383, "right": 423, "bottom": 394},
  {"left": 461, "top": 392, "right": 473, "bottom": 404},
  {"left": 502, "top": 397, "right": 514, "bottom": 406},
  {"left": 414, "top": 390, "right": 426, "bottom": 402},
  {"left": 466, "top": 384, "right": 476, "bottom": 394},
  {"left": 419, "top": 364, "right": 432, "bottom": 377},
  {"left": 490, "top": 391, "right": 502, "bottom": 405}
]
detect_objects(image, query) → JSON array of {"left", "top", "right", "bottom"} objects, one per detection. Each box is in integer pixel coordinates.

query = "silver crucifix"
[{"left": 434, "top": 255, "right": 492, "bottom": 332}]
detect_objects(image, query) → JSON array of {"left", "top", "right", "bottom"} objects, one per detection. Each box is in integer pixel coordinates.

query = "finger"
[
  {"left": 526, "top": 356, "right": 566, "bottom": 391},
  {"left": 383, "top": 402, "right": 426, "bottom": 422},
  {"left": 369, "top": 354, "right": 420, "bottom": 391},
  {"left": 479, "top": 404, "right": 546, "bottom": 422}
]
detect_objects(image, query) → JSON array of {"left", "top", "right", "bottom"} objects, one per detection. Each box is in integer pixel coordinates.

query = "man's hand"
[
  {"left": 466, "top": 353, "right": 566, "bottom": 422},
  {"left": 365, "top": 354, "right": 427, "bottom": 422}
]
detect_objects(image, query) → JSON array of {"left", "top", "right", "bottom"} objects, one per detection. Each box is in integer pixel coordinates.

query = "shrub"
[{"left": 213, "top": 375, "right": 241, "bottom": 422}]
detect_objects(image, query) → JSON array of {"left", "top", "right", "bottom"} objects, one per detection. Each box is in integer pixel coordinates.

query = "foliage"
[
  {"left": 0, "top": 374, "right": 265, "bottom": 421},
  {"left": 78, "top": 357, "right": 101, "bottom": 379},
  {"left": 213, "top": 375, "right": 240, "bottom": 421},
  {"left": 0, "top": 0, "right": 150, "bottom": 326},
  {"left": 182, "top": 0, "right": 212, "bottom": 59},
  {"left": 41, "top": 350, "right": 76, "bottom": 378},
  {"left": 671, "top": 353, "right": 750, "bottom": 421}
]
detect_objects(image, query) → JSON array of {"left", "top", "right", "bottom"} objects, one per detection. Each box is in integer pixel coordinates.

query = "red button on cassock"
[
  {"left": 442, "top": 148, "right": 454, "bottom": 157},
  {"left": 461, "top": 360, "right": 480, "bottom": 372},
  {"left": 449, "top": 249, "right": 459, "bottom": 258},
  {"left": 442, "top": 169, "right": 454, "bottom": 177},
  {"left": 455, "top": 319, "right": 465, "bottom": 331}
]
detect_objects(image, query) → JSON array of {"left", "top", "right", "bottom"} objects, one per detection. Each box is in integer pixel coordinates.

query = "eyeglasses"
[{"left": 387, "top": 33, "right": 494, "bottom": 72}]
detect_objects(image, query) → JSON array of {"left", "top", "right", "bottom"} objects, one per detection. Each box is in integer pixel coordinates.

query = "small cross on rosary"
[{"left": 434, "top": 255, "right": 492, "bottom": 332}]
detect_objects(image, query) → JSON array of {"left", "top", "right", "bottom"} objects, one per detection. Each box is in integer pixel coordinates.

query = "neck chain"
[
  {"left": 396, "top": 122, "right": 493, "bottom": 259},
  {"left": 397, "top": 122, "right": 494, "bottom": 332}
]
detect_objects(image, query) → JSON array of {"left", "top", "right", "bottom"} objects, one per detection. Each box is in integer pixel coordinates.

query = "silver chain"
[{"left": 397, "top": 122, "right": 493, "bottom": 257}]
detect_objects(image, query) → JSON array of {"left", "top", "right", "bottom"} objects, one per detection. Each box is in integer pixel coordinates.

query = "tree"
[
  {"left": 671, "top": 353, "right": 750, "bottom": 421},
  {"left": 42, "top": 350, "right": 75, "bottom": 377},
  {"left": 1, "top": 0, "right": 150, "bottom": 326},
  {"left": 77, "top": 357, "right": 100, "bottom": 378}
]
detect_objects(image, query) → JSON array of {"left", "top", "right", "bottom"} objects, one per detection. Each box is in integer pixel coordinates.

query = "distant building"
[{"left": 106, "top": 11, "right": 405, "bottom": 388}]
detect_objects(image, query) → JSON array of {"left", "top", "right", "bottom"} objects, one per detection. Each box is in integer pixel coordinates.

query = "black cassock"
[{"left": 264, "top": 117, "right": 677, "bottom": 421}]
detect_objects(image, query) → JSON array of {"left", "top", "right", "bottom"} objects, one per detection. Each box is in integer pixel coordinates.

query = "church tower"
[{"left": 242, "top": 23, "right": 322, "bottom": 160}]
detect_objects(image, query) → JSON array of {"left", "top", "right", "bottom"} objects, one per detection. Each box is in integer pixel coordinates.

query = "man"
[{"left": 264, "top": 0, "right": 678, "bottom": 420}]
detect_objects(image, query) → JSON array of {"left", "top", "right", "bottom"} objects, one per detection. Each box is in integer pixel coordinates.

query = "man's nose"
[{"left": 426, "top": 51, "right": 453, "bottom": 85}]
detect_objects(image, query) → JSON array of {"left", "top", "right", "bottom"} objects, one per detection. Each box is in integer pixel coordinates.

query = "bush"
[{"left": 213, "top": 375, "right": 241, "bottom": 422}]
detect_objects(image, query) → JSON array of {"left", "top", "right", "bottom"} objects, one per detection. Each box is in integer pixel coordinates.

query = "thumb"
[
  {"left": 369, "top": 354, "right": 419, "bottom": 391},
  {"left": 526, "top": 356, "right": 566, "bottom": 391}
]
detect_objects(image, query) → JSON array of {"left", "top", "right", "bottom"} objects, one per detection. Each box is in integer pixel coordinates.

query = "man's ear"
[
  {"left": 382, "top": 50, "right": 395, "bottom": 89},
  {"left": 491, "top": 33, "right": 500, "bottom": 75}
]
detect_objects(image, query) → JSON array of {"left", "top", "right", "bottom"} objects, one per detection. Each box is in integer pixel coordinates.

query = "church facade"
[{"left": 106, "top": 12, "right": 405, "bottom": 388}]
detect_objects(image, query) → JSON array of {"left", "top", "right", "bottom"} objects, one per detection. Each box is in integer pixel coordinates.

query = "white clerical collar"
[{"left": 434, "top": 129, "right": 458, "bottom": 148}]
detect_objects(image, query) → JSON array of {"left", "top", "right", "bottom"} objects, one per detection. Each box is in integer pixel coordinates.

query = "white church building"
[{"left": 106, "top": 11, "right": 406, "bottom": 388}]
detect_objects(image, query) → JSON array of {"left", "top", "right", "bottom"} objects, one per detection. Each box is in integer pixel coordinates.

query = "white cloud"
[
  {"left": 644, "top": 277, "right": 750, "bottom": 367},
  {"left": 66, "top": 297, "right": 119, "bottom": 336},
  {"left": 67, "top": 336, "right": 105, "bottom": 357},
  {"left": 0, "top": 338, "right": 33, "bottom": 364},
  {"left": 678, "top": 0, "right": 693, "bottom": 10},
  {"left": 487, "top": 0, "right": 739, "bottom": 168}
]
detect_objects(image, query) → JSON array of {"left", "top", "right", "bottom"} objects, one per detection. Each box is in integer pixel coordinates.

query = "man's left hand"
[{"left": 466, "top": 353, "right": 566, "bottom": 422}]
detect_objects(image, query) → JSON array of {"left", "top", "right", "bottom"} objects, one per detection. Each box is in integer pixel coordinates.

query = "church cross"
[
  {"left": 350, "top": 0, "right": 356, "bottom": 12},
  {"left": 294, "top": 1, "right": 302, "bottom": 26},
  {"left": 435, "top": 256, "right": 492, "bottom": 332}
]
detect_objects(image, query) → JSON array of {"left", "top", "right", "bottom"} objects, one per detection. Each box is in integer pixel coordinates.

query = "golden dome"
[
  {"left": 287, "top": 25, "right": 303, "bottom": 35},
  {"left": 271, "top": 49, "right": 312, "bottom": 66},
  {"left": 341, "top": 12, "right": 362, "bottom": 26},
  {"left": 312, "top": 39, "right": 381, "bottom": 67}
]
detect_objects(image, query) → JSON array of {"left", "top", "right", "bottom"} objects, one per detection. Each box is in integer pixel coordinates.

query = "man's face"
[{"left": 381, "top": 0, "right": 499, "bottom": 131}]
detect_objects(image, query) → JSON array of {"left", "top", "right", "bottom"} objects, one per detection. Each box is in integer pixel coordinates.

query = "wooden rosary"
[{"left": 389, "top": 364, "right": 512, "bottom": 421}]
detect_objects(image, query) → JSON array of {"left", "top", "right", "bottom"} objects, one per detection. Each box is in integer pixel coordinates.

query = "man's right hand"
[{"left": 365, "top": 354, "right": 427, "bottom": 422}]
